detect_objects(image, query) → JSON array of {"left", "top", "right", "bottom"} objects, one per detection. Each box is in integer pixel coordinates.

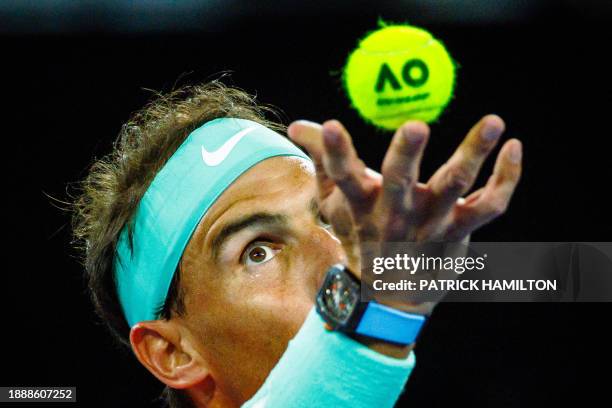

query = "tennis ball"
[{"left": 343, "top": 24, "right": 456, "bottom": 130}]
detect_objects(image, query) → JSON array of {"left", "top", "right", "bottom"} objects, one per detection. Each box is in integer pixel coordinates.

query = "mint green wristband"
[{"left": 243, "top": 307, "right": 416, "bottom": 407}]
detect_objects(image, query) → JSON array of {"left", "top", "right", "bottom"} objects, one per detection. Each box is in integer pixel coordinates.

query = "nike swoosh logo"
[{"left": 201, "top": 126, "right": 256, "bottom": 166}]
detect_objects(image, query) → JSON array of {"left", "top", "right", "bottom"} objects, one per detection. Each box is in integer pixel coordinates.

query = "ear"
[{"left": 130, "top": 320, "right": 213, "bottom": 395}]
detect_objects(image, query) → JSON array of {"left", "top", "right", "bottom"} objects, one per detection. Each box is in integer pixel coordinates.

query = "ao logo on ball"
[{"left": 375, "top": 59, "right": 429, "bottom": 93}]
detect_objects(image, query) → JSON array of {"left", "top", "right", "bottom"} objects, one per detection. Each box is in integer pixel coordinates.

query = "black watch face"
[{"left": 317, "top": 266, "right": 360, "bottom": 326}]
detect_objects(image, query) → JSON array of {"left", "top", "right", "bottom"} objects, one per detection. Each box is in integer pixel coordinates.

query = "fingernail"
[
  {"left": 323, "top": 126, "right": 341, "bottom": 147},
  {"left": 481, "top": 122, "right": 501, "bottom": 142},
  {"left": 296, "top": 119, "right": 322, "bottom": 129},
  {"left": 509, "top": 142, "right": 522, "bottom": 164},
  {"left": 402, "top": 123, "right": 426, "bottom": 144}
]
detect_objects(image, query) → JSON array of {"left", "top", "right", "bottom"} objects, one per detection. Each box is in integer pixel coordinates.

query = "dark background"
[{"left": 2, "top": 1, "right": 611, "bottom": 407}]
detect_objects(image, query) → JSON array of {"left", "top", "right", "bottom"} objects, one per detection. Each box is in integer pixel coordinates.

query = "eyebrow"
[{"left": 210, "top": 212, "right": 288, "bottom": 258}]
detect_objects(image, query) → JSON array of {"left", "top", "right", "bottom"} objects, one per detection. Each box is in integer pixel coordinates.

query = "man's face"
[{"left": 176, "top": 156, "right": 345, "bottom": 403}]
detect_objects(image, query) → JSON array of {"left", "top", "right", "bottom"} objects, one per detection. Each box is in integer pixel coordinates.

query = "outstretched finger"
[
  {"left": 321, "top": 120, "right": 379, "bottom": 215},
  {"left": 446, "top": 139, "right": 523, "bottom": 241},
  {"left": 426, "top": 114, "right": 505, "bottom": 220},
  {"left": 379, "top": 121, "right": 429, "bottom": 240}
]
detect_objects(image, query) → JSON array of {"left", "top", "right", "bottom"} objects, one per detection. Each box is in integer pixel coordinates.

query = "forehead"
[{"left": 186, "top": 156, "right": 316, "bottom": 249}]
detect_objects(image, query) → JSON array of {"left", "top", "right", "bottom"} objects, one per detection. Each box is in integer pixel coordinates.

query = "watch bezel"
[{"left": 315, "top": 264, "right": 368, "bottom": 333}]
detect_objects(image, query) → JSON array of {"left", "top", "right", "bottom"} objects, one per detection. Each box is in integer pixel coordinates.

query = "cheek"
[
  {"left": 185, "top": 250, "right": 313, "bottom": 340},
  {"left": 183, "top": 273, "right": 313, "bottom": 399},
  {"left": 216, "top": 271, "right": 313, "bottom": 341},
  {"left": 183, "top": 266, "right": 313, "bottom": 372}
]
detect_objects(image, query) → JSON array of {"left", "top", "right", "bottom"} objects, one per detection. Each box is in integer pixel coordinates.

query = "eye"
[{"left": 242, "top": 242, "right": 279, "bottom": 266}]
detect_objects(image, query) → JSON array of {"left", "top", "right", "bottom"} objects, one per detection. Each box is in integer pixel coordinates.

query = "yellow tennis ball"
[{"left": 343, "top": 24, "right": 456, "bottom": 130}]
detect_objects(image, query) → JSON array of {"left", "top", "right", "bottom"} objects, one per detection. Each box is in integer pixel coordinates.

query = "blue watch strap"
[{"left": 355, "top": 302, "right": 426, "bottom": 345}]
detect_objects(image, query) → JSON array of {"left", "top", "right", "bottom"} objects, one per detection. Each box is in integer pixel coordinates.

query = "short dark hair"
[{"left": 71, "top": 79, "right": 286, "bottom": 407}]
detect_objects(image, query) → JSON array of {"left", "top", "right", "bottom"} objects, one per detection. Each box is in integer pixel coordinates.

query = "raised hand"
[{"left": 288, "top": 115, "right": 522, "bottom": 310}]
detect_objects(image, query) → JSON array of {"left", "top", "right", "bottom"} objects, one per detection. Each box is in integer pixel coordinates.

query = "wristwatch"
[{"left": 315, "top": 264, "right": 427, "bottom": 346}]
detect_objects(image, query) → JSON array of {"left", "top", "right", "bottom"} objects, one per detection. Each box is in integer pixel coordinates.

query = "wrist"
[
  {"left": 315, "top": 264, "right": 427, "bottom": 356},
  {"left": 353, "top": 334, "right": 414, "bottom": 359}
]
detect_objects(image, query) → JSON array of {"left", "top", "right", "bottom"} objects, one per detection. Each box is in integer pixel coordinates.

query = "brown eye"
[
  {"left": 249, "top": 246, "right": 267, "bottom": 263},
  {"left": 243, "top": 243, "right": 277, "bottom": 266}
]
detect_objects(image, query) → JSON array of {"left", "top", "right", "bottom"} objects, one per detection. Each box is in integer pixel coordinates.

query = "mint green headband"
[{"left": 115, "top": 117, "right": 311, "bottom": 327}]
